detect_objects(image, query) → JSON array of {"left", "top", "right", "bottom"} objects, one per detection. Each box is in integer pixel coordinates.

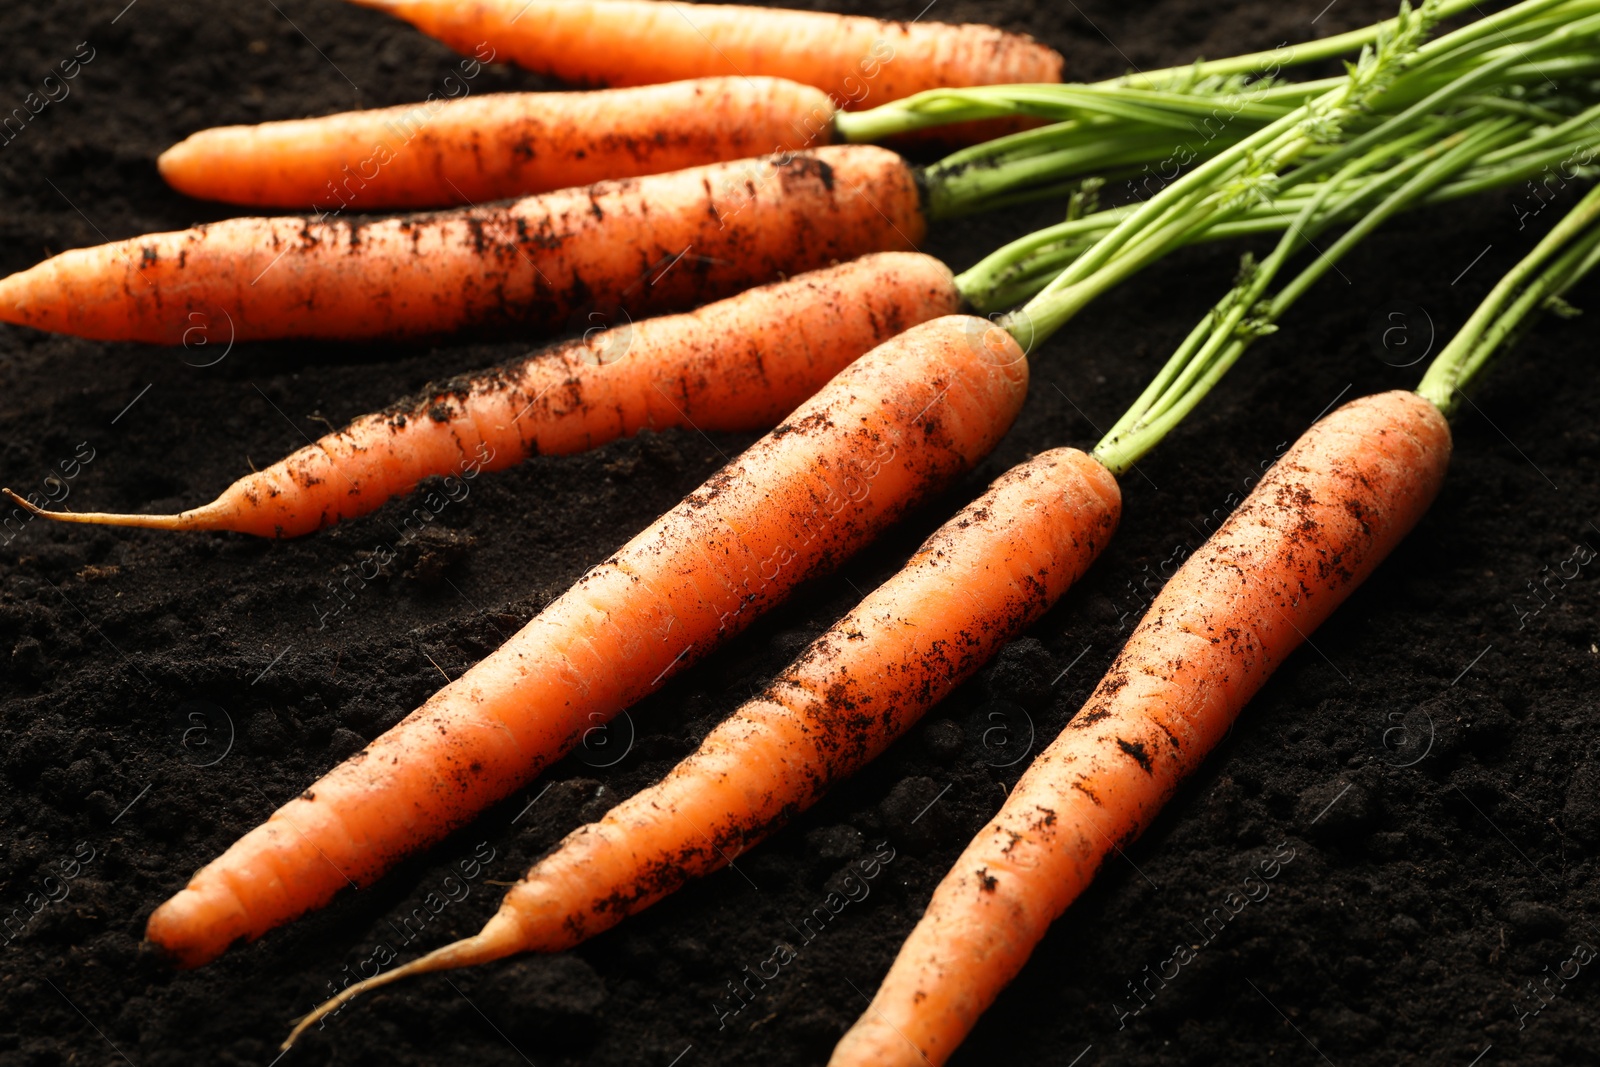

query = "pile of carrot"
[
  {"left": 5, "top": 0, "right": 1600, "bottom": 1063},
  {"left": 16, "top": 0, "right": 1592, "bottom": 536},
  {"left": 252, "top": 2, "right": 1600, "bottom": 1046}
]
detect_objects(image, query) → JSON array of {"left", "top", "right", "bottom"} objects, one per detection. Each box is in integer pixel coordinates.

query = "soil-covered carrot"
[
  {"left": 145, "top": 314, "right": 1029, "bottom": 968},
  {"left": 347, "top": 0, "right": 1064, "bottom": 109},
  {"left": 0, "top": 145, "right": 920, "bottom": 344},
  {"left": 159, "top": 77, "right": 839, "bottom": 209},
  {"left": 282, "top": 446, "right": 1121, "bottom": 1043},
  {"left": 830, "top": 131, "right": 1600, "bottom": 1067},
  {"left": 3, "top": 253, "right": 960, "bottom": 537}
]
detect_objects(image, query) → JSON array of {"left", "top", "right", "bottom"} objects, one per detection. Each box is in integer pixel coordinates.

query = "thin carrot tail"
[
  {"left": 283, "top": 906, "right": 525, "bottom": 1048},
  {"left": 0, "top": 487, "right": 229, "bottom": 532}
]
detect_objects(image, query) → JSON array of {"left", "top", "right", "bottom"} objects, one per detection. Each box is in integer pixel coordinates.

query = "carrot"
[
  {"left": 3, "top": 253, "right": 960, "bottom": 538},
  {"left": 144, "top": 314, "right": 1029, "bottom": 968},
  {"left": 0, "top": 145, "right": 921, "bottom": 344},
  {"left": 281, "top": 445, "right": 1121, "bottom": 1044},
  {"left": 346, "top": 0, "right": 1064, "bottom": 110},
  {"left": 158, "top": 78, "right": 838, "bottom": 209},
  {"left": 830, "top": 390, "right": 1453, "bottom": 1066}
]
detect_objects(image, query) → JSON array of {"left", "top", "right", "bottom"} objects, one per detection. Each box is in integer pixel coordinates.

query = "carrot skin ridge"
[
  {"left": 496, "top": 448, "right": 1121, "bottom": 952},
  {"left": 829, "top": 390, "right": 1453, "bottom": 1066},
  {"left": 158, "top": 78, "right": 840, "bottom": 209},
  {"left": 0, "top": 145, "right": 923, "bottom": 344},
  {"left": 348, "top": 0, "right": 1064, "bottom": 111},
  {"left": 34, "top": 253, "right": 961, "bottom": 538},
  {"left": 145, "top": 315, "right": 1029, "bottom": 968}
]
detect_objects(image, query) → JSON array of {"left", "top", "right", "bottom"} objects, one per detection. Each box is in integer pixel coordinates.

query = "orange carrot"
[
  {"left": 158, "top": 78, "right": 838, "bottom": 209},
  {"left": 281, "top": 445, "right": 1121, "bottom": 1044},
  {"left": 0, "top": 145, "right": 922, "bottom": 344},
  {"left": 144, "top": 314, "right": 1029, "bottom": 968},
  {"left": 348, "top": 0, "right": 1064, "bottom": 110},
  {"left": 4, "top": 253, "right": 960, "bottom": 538},
  {"left": 829, "top": 390, "right": 1453, "bottom": 1066}
]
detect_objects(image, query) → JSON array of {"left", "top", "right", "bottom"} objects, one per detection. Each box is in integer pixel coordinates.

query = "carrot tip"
[
  {"left": 282, "top": 911, "right": 525, "bottom": 1048},
  {"left": 2, "top": 487, "right": 46, "bottom": 517},
  {"left": 1, "top": 487, "right": 207, "bottom": 531}
]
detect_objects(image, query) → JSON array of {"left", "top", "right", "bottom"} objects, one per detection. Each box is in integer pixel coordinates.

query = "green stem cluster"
[
  {"left": 938, "top": 0, "right": 1600, "bottom": 473},
  {"left": 842, "top": 0, "right": 1600, "bottom": 471},
  {"left": 839, "top": 0, "right": 1600, "bottom": 227},
  {"left": 835, "top": 0, "right": 1487, "bottom": 144},
  {"left": 1090, "top": 114, "right": 1521, "bottom": 475},
  {"left": 956, "top": 97, "right": 1600, "bottom": 313}
]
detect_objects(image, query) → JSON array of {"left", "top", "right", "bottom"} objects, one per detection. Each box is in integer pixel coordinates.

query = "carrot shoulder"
[
  {"left": 350, "top": 0, "right": 1064, "bottom": 107},
  {"left": 10, "top": 252, "right": 961, "bottom": 537},
  {"left": 158, "top": 78, "right": 839, "bottom": 209},
  {"left": 0, "top": 145, "right": 922, "bottom": 344},
  {"left": 145, "top": 314, "right": 1029, "bottom": 968},
  {"left": 831, "top": 390, "right": 1453, "bottom": 1066}
]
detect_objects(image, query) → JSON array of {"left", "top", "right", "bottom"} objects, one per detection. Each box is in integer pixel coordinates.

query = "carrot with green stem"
[
  {"left": 158, "top": 73, "right": 1304, "bottom": 211},
  {"left": 828, "top": 122, "right": 1600, "bottom": 1067},
  {"left": 12, "top": 50, "right": 1596, "bottom": 537},
  {"left": 273, "top": 16, "right": 1535, "bottom": 1039},
  {"left": 141, "top": 0, "right": 1587, "bottom": 971}
]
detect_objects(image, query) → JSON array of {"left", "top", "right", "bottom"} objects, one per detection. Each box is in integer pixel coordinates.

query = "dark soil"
[{"left": 3, "top": 2, "right": 1599, "bottom": 1065}]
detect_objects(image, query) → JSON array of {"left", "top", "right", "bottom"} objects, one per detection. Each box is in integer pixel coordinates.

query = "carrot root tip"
[
  {"left": 0, "top": 488, "right": 215, "bottom": 531},
  {"left": 282, "top": 915, "right": 525, "bottom": 1049}
]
